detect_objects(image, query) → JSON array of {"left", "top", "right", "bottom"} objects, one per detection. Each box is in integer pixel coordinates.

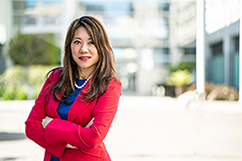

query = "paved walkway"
[{"left": 0, "top": 96, "right": 242, "bottom": 161}]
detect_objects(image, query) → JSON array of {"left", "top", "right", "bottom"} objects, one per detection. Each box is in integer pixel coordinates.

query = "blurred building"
[
  {"left": 1, "top": 0, "right": 173, "bottom": 96},
  {"left": 0, "top": 0, "right": 240, "bottom": 95},
  {"left": 204, "top": 0, "right": 240, "bottom": 90},
  {"left": 169, "top": 0, "right": 196, "bottom": 64},
  {"left": 170, "top": 0, "right": 240, "bottom": 90},
  {"left": 77, "top": 0, "right": 172, "bottom": 95},
  {"left": 0, "top": 0, "right": 12, "bottom": 74}
]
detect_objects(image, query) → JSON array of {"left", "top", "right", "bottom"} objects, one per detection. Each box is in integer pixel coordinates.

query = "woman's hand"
[
  {"left": 42, "top": 116, "right": 77, "bottom": 149},
  {"left": 42, "top": 116, "right": 53, "bottom": 129},
  {"left": 66, "top": 143, "right": 78, "bottom": 149}
]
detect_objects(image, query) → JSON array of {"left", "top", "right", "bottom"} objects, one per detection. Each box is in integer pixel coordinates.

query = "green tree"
[
  {"left": 165, "top": 62, "right": 196, "bottom": 73},
  {"left": 8, "top": 32, "right": 61, "bottom": 66}
]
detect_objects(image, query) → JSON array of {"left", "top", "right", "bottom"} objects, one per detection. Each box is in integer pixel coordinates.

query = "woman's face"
[{"left": 71, "top": 26, "right": 99, "bottom": 78}]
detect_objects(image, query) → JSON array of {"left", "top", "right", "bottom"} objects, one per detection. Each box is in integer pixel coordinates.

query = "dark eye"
[
  {"left": 73, "top": 40, "right": 81, "bottom": 44},
  {"left": 88, "top": 41, "right": 95, "bottom": 45}
]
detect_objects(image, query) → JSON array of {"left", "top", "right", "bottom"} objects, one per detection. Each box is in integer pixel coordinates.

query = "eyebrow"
[{"left": 73, "top": 37, "right": 92, "bottom": 40}]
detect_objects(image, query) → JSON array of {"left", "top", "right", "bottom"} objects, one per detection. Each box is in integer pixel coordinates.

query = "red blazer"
[{"left": 25, "top": 69, "right": 122, "bottom": 161}]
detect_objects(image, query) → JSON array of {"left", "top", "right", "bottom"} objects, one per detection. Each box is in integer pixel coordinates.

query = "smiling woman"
[
  {"left": 71, "top": 26, "right": 99, "bottom": 79},
  {"left": 25, "top": 16, "right": 122, "bottom": 161}
]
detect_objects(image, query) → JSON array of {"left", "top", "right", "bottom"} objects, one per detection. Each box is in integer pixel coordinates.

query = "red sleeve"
[
  {"left": 25, "top": 69, "right": 66, "bottom": 158},
  {"left": 44, "top": 79, "right": 122, "bottom": 150}
]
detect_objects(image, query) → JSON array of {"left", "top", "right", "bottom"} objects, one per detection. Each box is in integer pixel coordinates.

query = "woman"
[{"left": 25, "top": 16, "right": 122, "bottom": 161}]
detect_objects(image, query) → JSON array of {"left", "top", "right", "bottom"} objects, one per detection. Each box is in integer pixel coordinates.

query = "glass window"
[
  {"left": 211, "top": 42, "right": 223, "bottom": 56},
  {"left": 83, "top": 2, "right": 132, "bottom": 17},
  {"left": 158, "top": 18, "right": 169, "bottom": 40},
  {"left": 234, "top": 36, "right": 239, "bottom": 52},
  {"left": 13, "top": 1, "right": 26, "bottom": 10},
  {"left": 153, "top": 48, "right": 170, "bottom": 67},
  {"left": 184, "top": 48, "right": 196, "bottom": 55},
  {"left": 85, "top": 4, "right": 104, "bottom": 14},
  {"left": 158, "top": 2, "right": 169, "bottom": 11},
  {"left": 12, "top": 0, "right": 62, "bottom": 26},
  {"left": 81, "top": 2, "right": 133, "bottom": 25}
]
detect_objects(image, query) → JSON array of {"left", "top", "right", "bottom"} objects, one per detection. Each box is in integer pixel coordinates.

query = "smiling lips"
[{"left": 79, "top": 56, "right": 91, "bottom": 61}]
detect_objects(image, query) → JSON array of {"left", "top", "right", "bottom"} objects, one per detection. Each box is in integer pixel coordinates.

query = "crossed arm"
[
  {"left": 25, "top": 70, "right": 122, "bottom": 158},
  {"left": 42, "top": 116, "right": 95, "bottom": 149}
]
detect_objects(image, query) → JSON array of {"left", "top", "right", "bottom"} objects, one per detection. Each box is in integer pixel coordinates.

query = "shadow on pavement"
[
  {"left": 0, "top": 132, "right": 26, "bottom": 141},
  {"left": 0, "top": 157, "right": 18, "bottom": 161}
]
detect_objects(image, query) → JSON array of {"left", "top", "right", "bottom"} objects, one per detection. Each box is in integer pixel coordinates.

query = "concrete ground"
[{"left": 1, "top": 96, "right": 242, "bottom": 161}]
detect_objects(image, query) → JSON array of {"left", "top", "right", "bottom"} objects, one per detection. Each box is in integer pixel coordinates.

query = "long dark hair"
[{"left": 46, "top": 16, "right": 118, "bottom": 102}]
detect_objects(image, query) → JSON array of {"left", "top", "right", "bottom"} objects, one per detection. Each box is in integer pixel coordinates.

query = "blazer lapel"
[
  {"left": 48, "top": 91, "right": 64, "bottom": 118},
  {"left": 67, "top": 81, "right": 91, "bottom": 122}
]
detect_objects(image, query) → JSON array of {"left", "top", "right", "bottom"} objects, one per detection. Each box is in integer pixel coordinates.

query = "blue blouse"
[{"left": 50, "top": 79, "right": 86, "bottom": 161}]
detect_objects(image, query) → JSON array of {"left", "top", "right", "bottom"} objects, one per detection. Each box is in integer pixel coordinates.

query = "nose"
[{"left": 80, "top": 43, "right": 88, "bottom": 53}]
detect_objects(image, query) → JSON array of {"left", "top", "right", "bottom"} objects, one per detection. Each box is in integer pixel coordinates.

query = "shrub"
[
  {"left": 0, "top": 65, "right": 56, "bottom": 100},
  {"left": 165, "top": 62, "right": 196, "bottom": 73},
  {"left": 16, "top": 85, "right": 28, "bottom": 100},
  {"left": 187, "top": 83, "right": 239, "bottom": 101},
  {"left": 28, "top": 65, "right": 54, "bottom": 99},
  {"left": 166, "top": 69, "right": 194, "bottom": 86},
  {"left": 0, "top": 66, "right": 27, "bottom": 100},
  {"left": 8, "top": 32, "right": 60, "bottom": 66}
]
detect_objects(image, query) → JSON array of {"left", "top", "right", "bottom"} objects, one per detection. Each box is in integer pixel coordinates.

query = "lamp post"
[
  {"left": 239, "top": 1, "right": 242, "bottom": 103},
  {"left": 196, "top": 0, "right": 205, "bottom": 96}
]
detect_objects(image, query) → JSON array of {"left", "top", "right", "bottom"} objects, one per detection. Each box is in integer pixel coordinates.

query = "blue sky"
[{"left": 25, "top": 0, "right": 63, "bottom": 8}]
